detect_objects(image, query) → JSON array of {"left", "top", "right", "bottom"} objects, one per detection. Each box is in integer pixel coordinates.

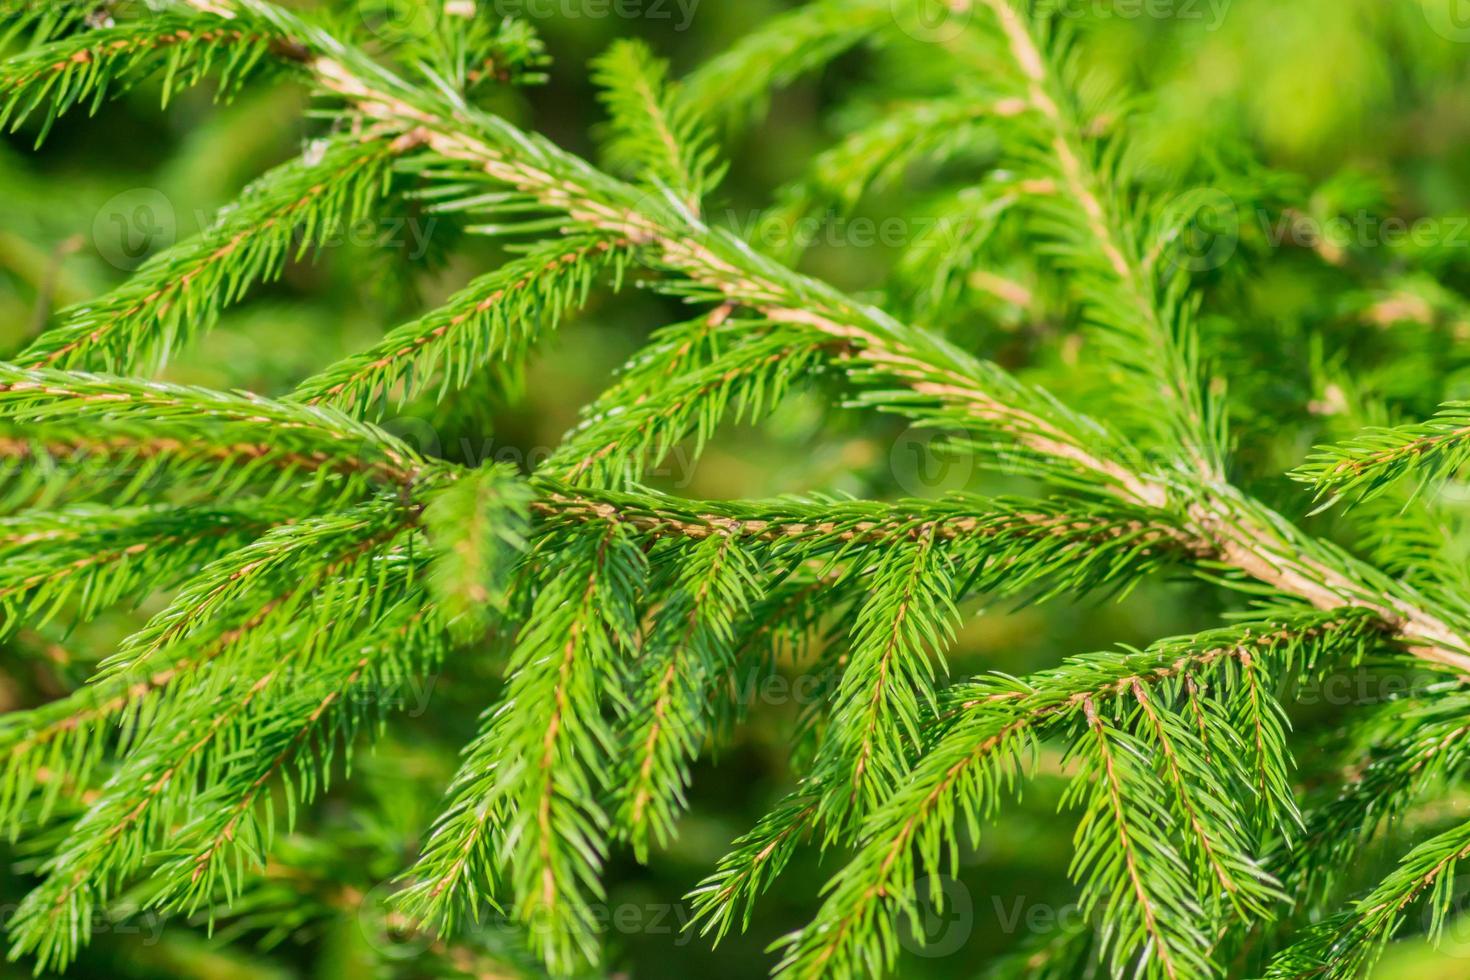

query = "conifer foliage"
[{"left": 3, "top": 1, "right": 1470, "bottom": 977}]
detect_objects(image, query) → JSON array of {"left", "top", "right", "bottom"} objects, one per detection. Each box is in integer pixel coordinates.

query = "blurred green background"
[{"left": 6, "top": 0, "right": 1470, "bottom": 976}]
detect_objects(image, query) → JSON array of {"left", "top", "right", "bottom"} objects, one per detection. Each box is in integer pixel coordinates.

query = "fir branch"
[
  {"left": 17, "top": 133, "right": 412, "bottom": 372},
  {"left": 814, "top": 525, "right": 960, "bottom": 827},
  {"left": 0, "top": 513, "right": 419, "bottom": 840},
  {"left": 83, "top": 5, "right": 1470, "bottom": 681},
  {"left": 1128, "top": 678, "right": 1286, "bottom": 923},
  {"left": 890, "top": 179, "right": 1034, "bottom": 319},
  {"left": 0, "top": 502, "right": 287, "bottom": 634},
  {"left": 1278, "top": 687, "right": 1470, "bottom": 910},
  {"left": 593, "top": 39, "right": 720, "bottom": 215},
  {"left": 227, "top": 0, "right": 1149, "bottom": 496},
  {"left": 972, "top": 0, "right": 1224, "bottom": 473},
  {"left": 1265, "top": 818, "right": 1470, "bottom": 978},
  {"left": 1067, "top": 695, "right": 1213, "bottom": 979},
  {"left": 91, "top": 497, "right": 416, "bottom": 685},
  {"left": 550, "top": 314, "right": 833, "bottom": 487},
  {"left": 141, "top": 596, "right": 451, "bottom": 917},
  {"left": 0, "top": 423, "right": 398, "bottom": 512},
  {"left": 675, "top": 0, "right": 891, "bottom": 131},
  {"left": 397, "top": 526, "right": 648, "bottom": 973},
  {"left": 0, "top": 365, "right": 429, "bottom": 488},
  {"left": 769, "top": 611, "right": 1382, "bottom": 979},
  {"left": 422, "top": 462, "right": 532, "bottom": 641},
  {"left": 777, "top": 93, "right": 1025, "bottom": 217},
  {"left": 530, "top": 485, "right": 1195, "bottom": 590},
  {"left": 687, "top": 786, "right": 823, "bottom": 942},
  {"left": 290, "top": 234, "right": 633, "bottom": 415},
  {"left": 1293, "top": 401, "right": 1470, "bottom": 505},
  {"left": 612, "top": 533, "right": 762, "bottom": 861},
  {"left": 0, "top": 11, "right": 299, "bottom": 145},
  {"left": 9, "top": 6, "right": 1470, "bottom": 977},
  {"left": 5, "top": 544, "right": 423, "bottom": 972}
]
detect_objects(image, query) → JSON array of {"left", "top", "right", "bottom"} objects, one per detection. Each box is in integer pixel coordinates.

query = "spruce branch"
[
  {"left": 422, "top": 462, "right": 532, "bottom": 641},
  {"left": 675, "top": 0, "right": 892, "bottom": 132},
  {"left": 770, "top": 611, "right": 1383, "bottom": 979},
  {"left": 1265, "top": 818, "right": 1470, "bottom": 978},
  {"left": 549, "top": 314, "right": 834, "bottom": 487},
  {"left": 184, "top": 0, "right": 1470, "bottom": 687},
  {"left": 1294, "top": 401, "right": 1470, "bottom": 506},
  {"left": 0, "top": 502, "right": 421, "bottom": 845},
  {"left": 593, "top": 39, "right": 720, "bottom": 216},
  {"left": 90, "top": 497, "right": 416, "bottom": 685},
  {"left": 971, "top": 0, "right": 1225, "bottom": 474},
  {"left": 814, "top": 526, "right": 960, "bottom": 827},
  {"left": 612, "top": 533, "right": 761, "bottom": 862},
  {"left": 0, "top": 365, "right": 429, "bottom": 489},
  {"left": 0, "top": 10, "right": 301, "bottom": 146},
  {"left": 1277, "top": 686, "right": 1470, "bottom": 910},
  {"left": 0, "top": 423, "right": 399, "bottom": 512},
  {"left": 1067, "top": 694, "right": 1213, "bottom": 979},
  {"left": 6, "top": 545, "right": 424, "bottom": 972},
  {"left": 686, "top": 785, "right": 823, "bottom": 942},
  {"left": 396, "top": 526, "right": 648, "bottom": 973},
  {"left": 196, "top": 0, "right": 1143, "bottom": 497},
  {"left": 140, "top": 596, "right": 452, "bottom": 918},
  {"left": 767, "top": 94, "right": 1027, "bottom": 268},
  {"left": 0, "top": 502, "right": 287, "bottom": 634},
  {"left": 17, "top": 132, "right": 413, "bottom": 372},
  {"left": 6, "top": 4, "right": 1470, "bottom": 977},
  {"left": 291, "top": 234, "right": 634, "bottom": 416}
]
